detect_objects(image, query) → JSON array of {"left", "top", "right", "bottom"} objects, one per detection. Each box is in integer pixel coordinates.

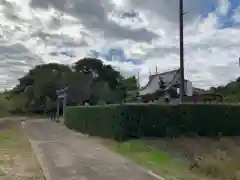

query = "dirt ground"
[{"left": 0, "top": 119, "right": 44, "bottom": 180}]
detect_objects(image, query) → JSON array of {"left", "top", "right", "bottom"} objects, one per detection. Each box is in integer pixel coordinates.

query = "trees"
[
  {"left": 12, "top": 63, "right": 72, "bottom": 113},
  {"left": 122, "top": 76, "right": 138, "bottom": 91},
  {"left": 67, "top": 71, "right": 95, "bottom": 105},
  {"left": 10, "top": 57, "right": 136, "bottom": 113},
  {"left": 210, "top": 77, "right": 240, "bottom": 102},
  {"left": 73, "top": 58, "right": 127, "bottom": 104},
  {"left": 121, "top": 76, "right": 138, "bottom": 102},
  {"left": 74, "top": 58, "right": 123, "bottom": 89},
  {"left": 91, "top": 81, "right": 114, "bottom": 104}
]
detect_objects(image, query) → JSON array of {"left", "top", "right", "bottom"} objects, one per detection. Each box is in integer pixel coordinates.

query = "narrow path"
[{"left": 23, "top": 119, "right": 160, "bottom": 180}]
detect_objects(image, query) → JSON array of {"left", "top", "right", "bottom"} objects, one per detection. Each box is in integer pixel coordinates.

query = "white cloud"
[
  {"left": 0, "top": 0, "right": 239, "bottom": 91},
  {"left": 217, "top": 0, "right": 231, "bottom": 16},
  {"left": 233, "top": 6, "right": 240, "bottom": 23}
]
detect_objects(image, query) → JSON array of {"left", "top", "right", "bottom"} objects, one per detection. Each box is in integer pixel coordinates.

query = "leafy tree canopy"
[
  {"left": 210, "top": 77, "right": 240, "bottom": 102},
  {"left": 9, "top": 58, "right": 139, "bottom": 113}
]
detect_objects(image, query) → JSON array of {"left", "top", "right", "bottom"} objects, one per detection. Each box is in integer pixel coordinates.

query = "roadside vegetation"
[
  {"left": 211, "top": 77, "right": 240, "bottom": 102},
  {"left": 112, "top": 138, "right": 240, "bottom": 180},
  {"left": 0, "top": 92, "right": 26, "bottom": 118},
  {"left": 0, "top": 57, "right": 239, "bottom": 118},
  {"left": 0, "top": 58, "right": 139, "bottom": 117},
  {"left": 1, "top": 57, "right": 240, "bottom": 180},
  {"left": 0, "top": 120, "right": 44, "bottom": 179},
  {"left": 65, "top": 104, "right": 240, "bottom": 180}
]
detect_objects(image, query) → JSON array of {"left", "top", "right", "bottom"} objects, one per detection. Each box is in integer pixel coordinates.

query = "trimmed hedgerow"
[{"left": 65, "top": 104, "right": 240, "bottom": 141}]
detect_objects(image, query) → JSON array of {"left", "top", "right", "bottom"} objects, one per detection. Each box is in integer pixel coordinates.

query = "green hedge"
[{"left": 65, "top": 104, "right": 240, "bottom": 140}]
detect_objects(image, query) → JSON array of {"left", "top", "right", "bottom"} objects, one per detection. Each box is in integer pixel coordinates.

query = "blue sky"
[
  {"left": 185, "top": 0, "right": 240, "bottom": 28},
  {"left": 216, "top": 0, "right": 240, "bottom": 28},
  {"left": 86, "top": 0, "right": 240, "bottom": 67}
]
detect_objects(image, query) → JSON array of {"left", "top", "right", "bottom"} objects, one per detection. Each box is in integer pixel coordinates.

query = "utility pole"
[{"left": 179, "top": 0, "right": 185, "bottom": 103}]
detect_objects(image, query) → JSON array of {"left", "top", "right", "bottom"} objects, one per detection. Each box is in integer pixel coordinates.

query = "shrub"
[
  {"left": 0, "top": 92, "right": 26, "bottom": 117},
  {"left": 65, "top": 104, "right": 240, "bottom": 141},
  {"left": 65, "top": 105, "right": 125, "bottom": 139}
]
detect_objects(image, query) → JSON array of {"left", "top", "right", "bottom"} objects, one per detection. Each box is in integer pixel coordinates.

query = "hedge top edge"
[{"left": 67, "top": 103, "right": 240, "bottom": 109}]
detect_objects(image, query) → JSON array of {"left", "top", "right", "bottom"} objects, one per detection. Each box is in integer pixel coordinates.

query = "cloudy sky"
[{"left": 0, "top": 0, "right": 239, "bottom": 91}]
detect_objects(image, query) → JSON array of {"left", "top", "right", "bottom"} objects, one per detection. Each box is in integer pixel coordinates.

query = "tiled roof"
[{"left": 140, "top": 68, "right": 180, "bottom": 91}]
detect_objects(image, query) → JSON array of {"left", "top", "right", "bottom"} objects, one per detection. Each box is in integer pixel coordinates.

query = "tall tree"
[
  {"left": 122, "top": 76, "right": 138, "bottom": 91},
  {"left": 74, "top": 58, "right": 123, "bottom": 89},
  {"left": 14, "top": 63, "right": 72, "bottom": 112},
  {"left": 209, "top": 76, "right": 240, "bottom": 102}
]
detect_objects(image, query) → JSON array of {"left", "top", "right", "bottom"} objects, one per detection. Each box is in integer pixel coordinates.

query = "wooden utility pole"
[{"left": 179, "top": 0, "right": 185, "bottom": 103}]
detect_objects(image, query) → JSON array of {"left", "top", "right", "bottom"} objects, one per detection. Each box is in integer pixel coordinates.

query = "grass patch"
[
  {"left": 0, "top": 164, "right": 5, "bottom": 177},
  {"left": 0, "top": 120, "right": 44, "bottom": 180},
  {"left": 112, "top": 138, "right": 240, "bottom": 180},
  {"left": 0, "top": 92, "right": 26, "bottom": 118},
  {"left": 0, "top": 93, "right": 11, "bottom": 117},
  {"left": 112, "top": 140, "right": 202, "bottom": 180}
]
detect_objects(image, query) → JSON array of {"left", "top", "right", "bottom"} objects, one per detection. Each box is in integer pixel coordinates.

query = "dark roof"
[{"left": 140, "top": 68, "right": 180, "bottom": 91}]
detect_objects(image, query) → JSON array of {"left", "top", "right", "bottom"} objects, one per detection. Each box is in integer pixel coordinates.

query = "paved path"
[{"left": 22, "top": 119, "right": 161, "bottom": 180}]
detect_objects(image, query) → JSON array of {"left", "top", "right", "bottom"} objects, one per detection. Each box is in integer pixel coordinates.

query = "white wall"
[
  {"left": 139, "top": 71, "right": 193, "bottom": 97},
  {"left": 139, "top": 75, "right": 160, "bottom": 96},
  {"left": 185, "top": 80, "right": 193, "bottom": 96},
  {"left": 139, "top": 70, "right": 178, "bottom": 96}
]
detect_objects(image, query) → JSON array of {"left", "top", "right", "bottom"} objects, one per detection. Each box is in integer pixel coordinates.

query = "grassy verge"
[
  {"left": 0, "top": 93, "right": 11, "bottom": 117},
  {"left": 0, "top": 92, "right": 27, "bottom": 118},
  {"left": 111, "top": 138, "right": 240, "bottom": 180},
  {"left": 0, "top": 120, "right": 44, "bottom": 179}
]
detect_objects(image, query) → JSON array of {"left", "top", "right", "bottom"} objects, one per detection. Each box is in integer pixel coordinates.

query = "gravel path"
[{"left": 23, "top": 119, "right": 161, "bottom": 180}]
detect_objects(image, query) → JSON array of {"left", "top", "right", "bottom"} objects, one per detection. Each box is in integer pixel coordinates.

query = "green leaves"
[
  {"left": 65, "top": 104, "right": 240, "bottom": 141},
  {"left": 11, "top": 58, "right": 137, "bottom": 113},
  {"left": 212, "top": 77, "right": 240, "bottom": 102}
]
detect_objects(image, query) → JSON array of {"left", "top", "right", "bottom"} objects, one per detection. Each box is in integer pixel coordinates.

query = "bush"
[
  {"left": 65, "top": 105, "right": 124, "bottom": 139},
  {"left": 65, "top": 104, "right": 240, "bottom": 141},
  {"left": 0, "top": 92, "right": 26, "bottom": 117}
]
